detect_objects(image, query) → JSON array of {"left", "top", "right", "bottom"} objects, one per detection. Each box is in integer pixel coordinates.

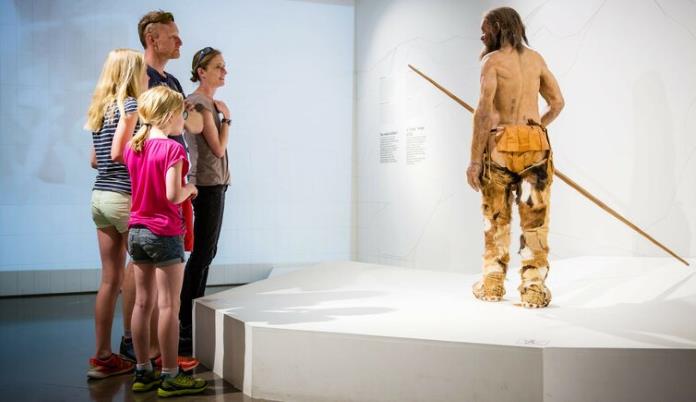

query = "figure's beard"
[{"left": 480, "top": 36, "right": 500, "bottom": 59}]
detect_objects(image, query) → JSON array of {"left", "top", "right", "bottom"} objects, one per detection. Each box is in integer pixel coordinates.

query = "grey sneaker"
[{"left": 119, "top": 336, "right": 136, "bottom": 362}]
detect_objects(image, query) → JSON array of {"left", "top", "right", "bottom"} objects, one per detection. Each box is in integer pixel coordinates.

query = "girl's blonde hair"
[
  {"left": 130, "top": 86, "right": 184, "bottom": 152},
  {"left": 85, "top": 49, "right": 146, "bottom": 132}
]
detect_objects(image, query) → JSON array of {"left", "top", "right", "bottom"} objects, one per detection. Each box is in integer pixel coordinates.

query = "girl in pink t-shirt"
[{"left": 124, "top": 86, "right": 206, "bottom": 395}]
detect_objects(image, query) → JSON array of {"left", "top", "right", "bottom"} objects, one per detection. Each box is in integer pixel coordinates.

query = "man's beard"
[{"left": 480, "top": 37, "right": 500, "bottom": 59}]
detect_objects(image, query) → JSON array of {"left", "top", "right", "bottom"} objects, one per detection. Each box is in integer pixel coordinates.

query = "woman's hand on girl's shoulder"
[{"left": 184, "top": 99, "right": 196, "bottom": 112}]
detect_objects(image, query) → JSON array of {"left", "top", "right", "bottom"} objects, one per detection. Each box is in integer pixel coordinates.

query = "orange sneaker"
[
  {"left": 87, "top": 353, "right": 134, "bottom": 379},
  {"left": 153, "top": 355, "right": 200, "bottom": 372}
]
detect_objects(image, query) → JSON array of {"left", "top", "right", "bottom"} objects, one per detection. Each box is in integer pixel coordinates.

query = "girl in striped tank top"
[{"left": 84, "top": 48, "right": 148, "bottom": 379}]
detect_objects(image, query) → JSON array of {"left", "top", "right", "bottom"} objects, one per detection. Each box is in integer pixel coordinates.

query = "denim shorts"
[{"left": 128, "top": 227, "right": 185, "bottom": 266}]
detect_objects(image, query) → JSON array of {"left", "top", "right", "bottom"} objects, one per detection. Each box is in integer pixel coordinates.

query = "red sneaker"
[
  {"left": 153, "top": 355, "right": 200, "bottom": 372},
  {"left": 87, "top": 353, "right": 134, "bottom": 379}
]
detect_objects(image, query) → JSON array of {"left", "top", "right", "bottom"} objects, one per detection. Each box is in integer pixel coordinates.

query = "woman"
[
  {"left": 179, "top": 47, "right": 231, "bottom": 353},
  {"left": 124, "top": 86, "right": 206, "bottom": 396},
  {"left": 85, "top": 48, "right": 147, "bottom": 379}
]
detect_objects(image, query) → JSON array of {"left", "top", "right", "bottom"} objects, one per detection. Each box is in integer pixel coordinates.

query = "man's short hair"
[{"left": 137, "top": 10, "right": 175, "bottom": 48}]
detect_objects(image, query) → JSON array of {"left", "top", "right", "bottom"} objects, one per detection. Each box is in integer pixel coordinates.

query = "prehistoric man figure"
[{"left": 467, "top": 7, "right": 565, "bottom": 308}]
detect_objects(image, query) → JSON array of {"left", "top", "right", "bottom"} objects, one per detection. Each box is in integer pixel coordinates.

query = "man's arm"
[
  {"left": 467, "top": 57, "right": 497, "bottom": 191},
  {"left": 539, "top": 57, "right": 564, "bottom": 127}
]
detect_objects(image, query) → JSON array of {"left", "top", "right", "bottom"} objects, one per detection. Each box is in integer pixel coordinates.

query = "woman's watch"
[{"left": 221, "top": 118, "right": 232, "bottom": 126}]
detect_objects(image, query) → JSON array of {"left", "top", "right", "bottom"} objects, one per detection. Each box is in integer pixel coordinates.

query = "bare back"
[
  {"left": 469, "top": 45, "right": 564, "bottom": 166},
  {"left": 489, "top": 48, "right": 544, "bottom": 125},
  {"left": 467, "top": 9, "right": 564, "bottom": 192}
]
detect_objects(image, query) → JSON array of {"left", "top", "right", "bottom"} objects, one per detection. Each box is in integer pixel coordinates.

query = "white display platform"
[{"left": 194, "top": 257, "right": 696, "bottom": 402}]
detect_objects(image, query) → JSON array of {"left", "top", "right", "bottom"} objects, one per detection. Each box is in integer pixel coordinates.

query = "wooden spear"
[{"left": 408, "top": 64, "right": 690, "bottom": 266}]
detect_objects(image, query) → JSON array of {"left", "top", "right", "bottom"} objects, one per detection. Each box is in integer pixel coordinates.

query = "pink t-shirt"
[{"left": 125, "top": 138, "right": 189, "bottom": 236}]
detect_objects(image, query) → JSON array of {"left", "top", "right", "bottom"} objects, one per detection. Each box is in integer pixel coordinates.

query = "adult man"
[
  {"left": 467, "top": 7, "right": 564, "bottom": 308},
  {"left": 138, "top": 10, "right": 186, "bottom": 146},
  {"left": 138, "top": 10, "right": 202, "bottom": 357},
  {"left": 119, "top": 10, "right": 200, "bottom": 366}
]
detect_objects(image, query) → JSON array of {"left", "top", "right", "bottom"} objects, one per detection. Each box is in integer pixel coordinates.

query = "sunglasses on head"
[{"left": 193, "top": 47, "right": 214, "bottom": 69}]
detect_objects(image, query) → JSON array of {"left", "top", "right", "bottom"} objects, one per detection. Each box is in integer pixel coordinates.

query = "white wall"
[
  {"left": 355, "top": 0, "right": 696, "bottom": 272},
  {"left": 0, "top": 0, "right": 354, "bottom": 276},
  {"left": 3, "top": 0, "right": 695, "bottom": 294}
]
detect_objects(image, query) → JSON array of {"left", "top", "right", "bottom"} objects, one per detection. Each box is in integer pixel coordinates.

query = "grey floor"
[{"left": 0, "top": 287, "right": 267, "bottom": 402}]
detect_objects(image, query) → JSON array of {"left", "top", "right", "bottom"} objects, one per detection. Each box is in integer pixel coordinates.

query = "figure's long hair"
[
  {"left": 130, "top": 86, "right": 184, "bottom": 152},
  {"left": 85, "top": 49, "right": 145, "bottom": 132},
  {"left": 481, "top": 7, "right": 529, "bottom": 59}
]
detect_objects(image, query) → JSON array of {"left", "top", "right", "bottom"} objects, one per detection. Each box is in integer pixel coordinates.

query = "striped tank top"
[{"left": 92, "top": 97, "right": 139, "bottom": 194}]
